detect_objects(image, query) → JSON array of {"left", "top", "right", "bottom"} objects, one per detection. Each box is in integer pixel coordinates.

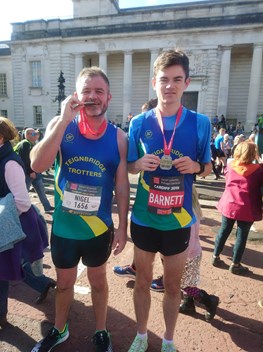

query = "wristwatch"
[{"left": 195, "top": 162, "right": 205, "bottom": 175}]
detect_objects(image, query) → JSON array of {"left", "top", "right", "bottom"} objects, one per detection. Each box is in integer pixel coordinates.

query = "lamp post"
[{"left": 54, "top": 71, "right": 66, "bottom": 115}]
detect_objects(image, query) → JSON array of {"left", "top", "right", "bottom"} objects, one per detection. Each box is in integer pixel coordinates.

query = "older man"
[{"left": 14, "top": 128, "right": 54, "bottom": 212}]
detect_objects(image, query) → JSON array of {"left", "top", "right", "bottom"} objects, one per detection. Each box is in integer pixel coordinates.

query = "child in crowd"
[
  {"left": 212, "top": 141, "right": 263, "bottom": 274},
  {"left": 176, "top": 186, "right": 219, "bottom": 321}
]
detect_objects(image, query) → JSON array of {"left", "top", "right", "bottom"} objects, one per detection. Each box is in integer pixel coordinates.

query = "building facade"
[{"left": 0, "top": 0, "right": 262, "bottom": 131}]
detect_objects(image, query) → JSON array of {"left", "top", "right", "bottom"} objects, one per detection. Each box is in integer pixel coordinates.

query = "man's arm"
[
  {"left": 173, "top": 157, "right": 212, "bottom": 177},
  {"left": 219, "top": 140, "right": 225, "bottom": 154},
  {"left": 31, "top": 95, "right": 82, "bottom": 173},
  {"left": 112, "top": 128, "right": 130, "bottom": 255},
  {"left": 128, "top": 154, "right": 160, "bottom": 174}
]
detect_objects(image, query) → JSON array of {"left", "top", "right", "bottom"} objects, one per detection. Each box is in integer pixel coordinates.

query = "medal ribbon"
[
  {"left": 155, "top": 105, "right": 183, "bottom": 155},
  {"left": 79, "top": 108, "right": 107, "bottom": 137}
]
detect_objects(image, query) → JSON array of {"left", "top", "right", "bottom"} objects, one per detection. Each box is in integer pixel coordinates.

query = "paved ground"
[{"left": 0, "top": 173, "right": 262, "bottom": 352}]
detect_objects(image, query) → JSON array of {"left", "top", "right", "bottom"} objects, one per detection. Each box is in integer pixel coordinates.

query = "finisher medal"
[
  {"left": 155, "top": 105, "right": 183, "bottom": 171},
  {"left": 160, "top": 154, "right": 173, "bottom": 170}
]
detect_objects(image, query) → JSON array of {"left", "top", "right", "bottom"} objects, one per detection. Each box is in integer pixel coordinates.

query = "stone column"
[
  {"left": 99, "top": 51, "right": 108, "bottom": 74},
  {"left": 217, "top": 46, "right": 232, "bottom": 118},
  {"left": 123, "top": 51, "right": 133, "bottom": 127},
  {"left": 148, "top": 49, "right": 160, "bottom": 99},
  {"left": 75, "top": 54, "right": 83, "bottom": 78},
  {"left": 245, "top": 44, "right": 263, "bottom": 131}
]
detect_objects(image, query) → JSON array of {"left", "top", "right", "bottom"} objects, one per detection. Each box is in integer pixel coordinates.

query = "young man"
[
  {"left": 30, "top": 67, "right": 129, "bottom": 352},
  {"left": 127, "top": 49, "right": 211, "bottom": 352},
  {"left": 214, "top": 128, "right": 226, "bottom": 170}
]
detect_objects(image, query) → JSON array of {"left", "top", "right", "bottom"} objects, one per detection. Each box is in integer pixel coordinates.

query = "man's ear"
[
  {"left": 185, "top": 77, "right": 191, "bottom": 89},
  {"left": 152, "top": 77, "right": 156, "bottom": 91}
]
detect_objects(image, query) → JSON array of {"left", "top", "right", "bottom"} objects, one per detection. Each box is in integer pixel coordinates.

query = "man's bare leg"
[
  {"left": 88, "top": 263, "right": 108, "bottom": 331},
  {"left": 162, "top": 249, "right": 188, "bottom": 340},
  {"left": 133, "top": 247, "right": 155, "bottom": 334},
  {"left": 55, "top": 266, "right": 78, "bottom": 331}
]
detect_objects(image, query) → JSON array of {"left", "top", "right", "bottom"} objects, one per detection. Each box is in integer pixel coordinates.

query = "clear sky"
[{"left": 0, "top": 0, "right": 203, "bottom": 41}]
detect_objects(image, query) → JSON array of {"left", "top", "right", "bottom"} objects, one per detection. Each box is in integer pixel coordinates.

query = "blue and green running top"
[
  {"left": 128, "top": 107, "right": 211, "bottom": 231},
  {"left": 53, "top": 118, "right": 120, "bottom": 240}
]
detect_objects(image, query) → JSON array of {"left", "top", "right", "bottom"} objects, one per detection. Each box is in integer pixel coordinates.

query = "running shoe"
[
  {"left": 92, "top": 330, "right": 113, "bottom": 352},
  {"left": 229, "top": 263, "right": 249, "bottom": 275},
  {"left": 128, "top": 335, "right": 148, "bottom": 352},
  {"left": 150, "top": 276, "right": 164, "bottom": 292},
  {"left": 211, "top": 255, "right": 223, "bottom": 267},
  {"left": 31, "top": 323, "right": 69, "bottom": 352},
  {"left": 113, "top": 264, "right": 136, "bottom": 278},
  {"left": 161, "top": 341, "right": 177, "bottom": 352}
]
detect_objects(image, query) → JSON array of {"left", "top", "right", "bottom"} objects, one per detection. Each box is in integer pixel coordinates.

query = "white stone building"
[{"left": 0, "top": 0, "right": 262, "bottom": 131}]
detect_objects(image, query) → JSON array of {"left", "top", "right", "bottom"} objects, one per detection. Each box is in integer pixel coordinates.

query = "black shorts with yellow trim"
[{"left": 51, "top": 225, "right": 114, "bottom": 268}]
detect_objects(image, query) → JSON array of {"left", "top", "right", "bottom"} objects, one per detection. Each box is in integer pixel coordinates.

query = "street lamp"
[{"left": 54, "top": 71, "right": 66, "bottom": 115}]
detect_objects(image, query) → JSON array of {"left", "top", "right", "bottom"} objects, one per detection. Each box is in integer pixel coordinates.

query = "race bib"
[
  {"left": 62, "top": 181, "right": 101, "bottom": 216},
  {"left": 148, "top": 176, "right": 184, "bottom": 215}
]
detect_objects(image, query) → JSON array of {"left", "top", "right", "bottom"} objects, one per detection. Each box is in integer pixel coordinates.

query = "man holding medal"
[
  {"left": 127, "top": 49, "right": 212, "bottom": 352},
  {"left": 30, "top": 67, "right": 129, "bottom": 352}
]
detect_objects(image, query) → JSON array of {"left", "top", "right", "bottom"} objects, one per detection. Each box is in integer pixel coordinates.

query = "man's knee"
[
  {"left": 88, "top": 265, "right": 107, "bottom": 290},
  {"left": 163, "top": 278, "right": 181, "bottom": 295},
  {"left": 56, "top": 276, "right": 75, "bottom": 292}
]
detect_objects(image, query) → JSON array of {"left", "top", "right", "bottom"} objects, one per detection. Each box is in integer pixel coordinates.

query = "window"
[
  {"left": 0, "top": 74, "right": 7, "bottom": 95},
  {"left": 0, "top": 110, "right": 8, "bottom": 117},
  {"left": 31, "top": 61, "right": 42, "bottom": 87},
  {"left": 182, "top": 92, "right": 198, "bottom": 111},
  {"left": 33, "top": 106, "right": 42, "bottom": 126}
]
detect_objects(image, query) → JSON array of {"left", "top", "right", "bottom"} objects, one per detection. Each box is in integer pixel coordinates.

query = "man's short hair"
[
  {"left": 153, "top": 49, "right": 190, "bottom": 79},
  {"left": 25, "top": 128, "right": 35, "bottom": 138},
  {"left": 76, "top": 66, "right": 110, "bottom": 89}
]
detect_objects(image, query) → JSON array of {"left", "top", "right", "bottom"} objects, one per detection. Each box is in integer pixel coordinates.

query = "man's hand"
[
  {"left": 60, "top": 94, "right": 83, "bottom": 125},
  {"left": 133, "top": 154, "right": 160, "bottom": 173},
  {"left": 173, "top": 156, "right": 199, "bottom": 174},
  {"left": 29, "top": 171, "right": 37, "bottom": 179},
  {"left": 111, "top": 228, "right": 127, "bottom": 256}
]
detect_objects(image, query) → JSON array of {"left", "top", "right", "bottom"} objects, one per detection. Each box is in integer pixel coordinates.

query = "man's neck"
[
  {"left": 26, "top": 138, "right": 34, "bottom": 145},
  {"left": 157, "top": 103, "right": 181, "bottom": 117},
  {"left": 82, "top": 114, "right": 105, "bottom": 129},
  {"left": 80, "top": 114, "right": 107, "bottom": 139}
]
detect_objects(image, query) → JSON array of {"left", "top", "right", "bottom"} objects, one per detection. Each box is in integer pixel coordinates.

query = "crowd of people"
[{"left": 0, "top": 48, "right": 262, "bottom": 352}]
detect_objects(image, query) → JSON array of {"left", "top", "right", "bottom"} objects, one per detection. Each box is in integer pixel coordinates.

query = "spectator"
[
  {"left": 223, "top": 133, "right": 233, "bottom": 159},
  {"left": 214, "top": 128, "right": 226, "bottom": 171},
  {"left": 14, "top": 128, "right": 54, "bottom": 213},
  {"left": 219, "top": 114, "right": 226, "bottom": 129},
  {"left": 235, "top": 121, "right": 244, "bottom": 136},
  {"left": 176, "top": 186, "right": 219, "bottom": 321},
  {"left": 212, "top": 141, "right": 263, "bottom": 274},
  {"left": 0, "top": 117, "right": 54, "bottom": 328},
  {"left": 210, "top": 137, "right": 222, "bottom": 180},
  {"left": 231, "top": 134, "right": 245, "bottom": 157}
]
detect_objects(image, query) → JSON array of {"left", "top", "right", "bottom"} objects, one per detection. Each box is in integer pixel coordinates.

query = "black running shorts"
[
  {"left": 51, "top": 225, "right": 114, "bottom": 268},
  {"left": 131, "top": 221, "right": 190, "bottom": 256}
]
